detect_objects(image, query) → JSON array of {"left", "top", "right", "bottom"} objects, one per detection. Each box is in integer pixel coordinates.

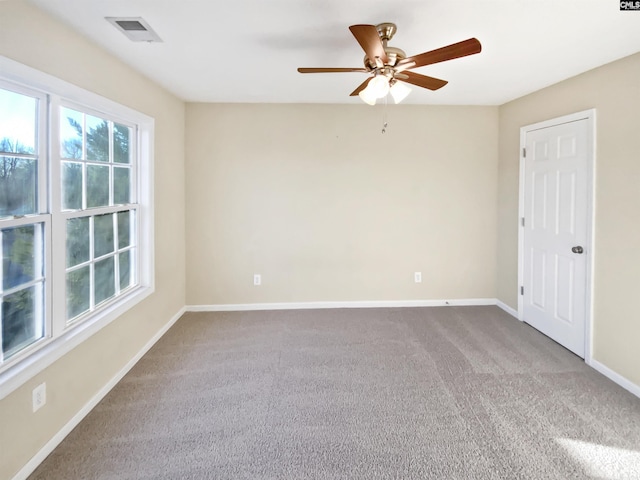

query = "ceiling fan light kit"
[
  {"left": 368, "top": 75, "right": 391, "bottom": 97},
  {"left": 297, "top": 22, "right": 482, "bottom": 106},
  {"left": 357, "top": 75, "right": 410, "bottom": 106}
]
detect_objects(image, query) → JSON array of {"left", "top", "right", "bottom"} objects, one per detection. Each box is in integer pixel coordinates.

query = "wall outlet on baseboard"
[
  {"left": 414, "top": 272, "right": 422, "bottom": 283},
  {"left": 33, "top": 382, "right": 46, "bottom": 412},
  {"left": 253, "top": 274, "right": 261, "bottom": 286}
]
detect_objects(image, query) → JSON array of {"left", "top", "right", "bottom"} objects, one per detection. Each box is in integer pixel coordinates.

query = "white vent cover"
[{"left": 105, "top": 17, "right": 162, "bottom": 42}]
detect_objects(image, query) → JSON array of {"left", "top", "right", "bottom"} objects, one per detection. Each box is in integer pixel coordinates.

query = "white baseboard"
[
  {"left": 13, "top": 306, "right": 186, "bottom": 480},
  {"left": 186, "top": 298, "right": 498, "bottom": 312},
  {"left": 588, "top": 358, "right": 640, "bottom": 399},
  {"left": 496, "top": 300, "right": 519, "bottom": 319}
]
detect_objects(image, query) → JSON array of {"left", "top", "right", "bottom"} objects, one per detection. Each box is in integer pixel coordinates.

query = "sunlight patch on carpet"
[{"left": 556, "top": 438, "right": 640, "bottom": 479}]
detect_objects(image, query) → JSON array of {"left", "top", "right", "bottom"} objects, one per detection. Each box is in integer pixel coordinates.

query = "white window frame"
[{"left": 0, "top": 56, "right": 154, "bottom": 400}]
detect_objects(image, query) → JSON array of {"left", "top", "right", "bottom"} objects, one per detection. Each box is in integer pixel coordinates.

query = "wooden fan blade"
[
  {"left": 298, "top": 67, "right": 369, "bottom": 73},
  {"left": 394, "top": 61, "right": 416, "bottom": 73},
  {"left": 349, "top": 24, "right": 389, "bottom": 65},
  {"left": 400, "top": 71, "right": 448, "bottom": 91},
  {"left": 398, "top": 38, "right": 481, "bottom": 69},
  {"left": 349, "top": 77, "right": 372, "bottom": 96}
]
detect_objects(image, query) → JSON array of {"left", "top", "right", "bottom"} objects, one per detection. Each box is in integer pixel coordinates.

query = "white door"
[{"left": 522, "top": 118, "right": 590, "bottom": 357}]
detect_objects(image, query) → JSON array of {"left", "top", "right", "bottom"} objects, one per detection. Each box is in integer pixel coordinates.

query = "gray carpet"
[{"left": 29, "top": 306, "right": 640, "bottom": 479}]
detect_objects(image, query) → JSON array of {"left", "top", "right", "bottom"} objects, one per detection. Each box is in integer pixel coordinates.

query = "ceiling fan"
[{"left": 297, "top": 23, "right": 482, "bottom": 105}]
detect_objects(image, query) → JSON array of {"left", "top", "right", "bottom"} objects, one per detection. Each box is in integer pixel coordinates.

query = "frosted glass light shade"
[
  {"left": 368, "top": 76, "right": 390, "bottom": 98},
  {"left": 390, "top": 81, "right": 411, "bottom": 104},
  {"left": 358, "top": 87, "right": 377, "bottom": 105}
]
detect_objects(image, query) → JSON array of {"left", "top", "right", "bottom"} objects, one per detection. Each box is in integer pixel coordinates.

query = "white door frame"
[{"left": 517, "top": 109, "right": 596, "bottom": 363}]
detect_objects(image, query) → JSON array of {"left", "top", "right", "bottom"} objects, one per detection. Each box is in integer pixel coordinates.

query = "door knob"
[{"left": 572, "top": 246, "right": 584, "bottom": 254}]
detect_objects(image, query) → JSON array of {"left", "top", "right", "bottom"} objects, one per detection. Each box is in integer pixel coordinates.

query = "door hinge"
[
  {"left": 522, "top": 147, "right": 527, "bottom": 158},
  {"left": 520, "top": 286, "right": 524, "bottom": 295},
  {"left": 521, "top": 217, "right": 525, "bottom": 227}
]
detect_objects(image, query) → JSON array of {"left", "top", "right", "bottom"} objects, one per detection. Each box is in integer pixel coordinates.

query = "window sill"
[{"left": 0, "top": 283, "right": 154, "bottom": 400}]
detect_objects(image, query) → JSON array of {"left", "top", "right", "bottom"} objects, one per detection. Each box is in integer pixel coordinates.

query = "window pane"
[
  {"left": 66, "top": 266, "right": 90, "bottom": 320},
  {"left": 60, "top": 107, "right": 83, "bottom": 159},
  {"left": 86, "top": 115, "right": 109, "bottom": 162},
  {"left": 119, "top": 250, "right": 131, "bottom": 290},
  {"left": 2, "top": 224, "right": 39, "bottom": 290},
  {"left": 113, "top": 123, "right": 130, "bottom": 164},
  {"left": 2, "top": 284, "right": 43, "bottom": 359},
  {"left": 62, "top": 161, "right": 83, "bottom": 210},
  {"left": 0, "top": 88, "right": 37, "bottom": 155},
  {"left": 86, "top": 165, "right": 109, "bottom": 208},
  {"left": 95, "top": 257, "right": 115, "bottom": 304},
  {"left": 66, "top": 217, "right": 90, "bottom": 267},
  {"left": 117, "top": 211, "right": 131, "bottom": 249},
  {"left": 113, "top": 167, "right": 130, "bottom": 204},
  {"left": 0, "top": 157, "right": 37, "bottom": 217},
  {"left": 94, "top": 214, "right": 114, "bottom": 257}
]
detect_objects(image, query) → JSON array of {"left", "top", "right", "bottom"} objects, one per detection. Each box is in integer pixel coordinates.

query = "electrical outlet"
[
  {"left": 414, "top": 272, "right": 422, "bottom": 283},
  {"left": 33, "top": 382, "right": 46, "bottom": 412},
  {"left": 253, "top": 274, "right": 261, "bottom": 286}
]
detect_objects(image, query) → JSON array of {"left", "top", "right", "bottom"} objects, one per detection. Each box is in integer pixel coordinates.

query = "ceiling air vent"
[{"left": 105, "top": 17, "right": 162, "bottom": 42}]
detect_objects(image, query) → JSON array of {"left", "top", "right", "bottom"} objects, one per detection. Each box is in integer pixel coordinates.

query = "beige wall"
[
  {"left": 186, "top": 103, "right": 499, "bottom": 305},
  {"left": 497, "top": 52, "right": 640, "bottom": 385},
  {"left": 0, "top": 2, "right": 186, "bottom": 479}
]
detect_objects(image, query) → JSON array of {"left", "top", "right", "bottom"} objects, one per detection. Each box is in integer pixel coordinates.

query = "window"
[
  {"left": 0, "top": 57, "right": 154, "bottom": 398},
  {"left": 59, "top": 106, "right": 137, "bottom": 323},
  {"left": 0, "top": 85, "right": 47, "bottom": 363}
]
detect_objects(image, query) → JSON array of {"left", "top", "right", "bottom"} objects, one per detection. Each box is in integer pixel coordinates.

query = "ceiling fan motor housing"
[{"left": 364, "top": 46, "right": 407, "bottom": 70}]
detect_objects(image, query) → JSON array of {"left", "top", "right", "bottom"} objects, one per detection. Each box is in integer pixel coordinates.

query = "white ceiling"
[{"left": 28, "top": 0, "right": 640, "bottom": 105}]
